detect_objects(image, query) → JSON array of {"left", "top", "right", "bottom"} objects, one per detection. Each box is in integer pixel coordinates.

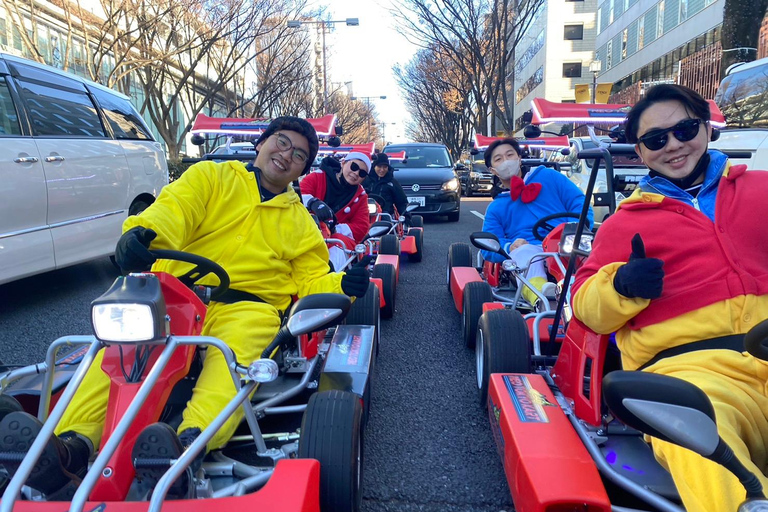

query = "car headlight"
[
  {"left": 91, "top": 274, "right": 167, "bottom": 343},
  {"left": 442, "top": 178, "right": 460, "bottom": 192},
  {"left": 561, "top": 234, "right": 593, "bottom": 254}
]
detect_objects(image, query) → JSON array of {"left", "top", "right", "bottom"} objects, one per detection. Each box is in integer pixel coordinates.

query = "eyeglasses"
[
  {"left": 637, "top": 118, "right": 703, "bottom": 151},
  {"left": 350, "top": 161, "right": 369, "bottom": 179},
  {"left": 274, "top": 132, "right": 309, "bottom": 164}
]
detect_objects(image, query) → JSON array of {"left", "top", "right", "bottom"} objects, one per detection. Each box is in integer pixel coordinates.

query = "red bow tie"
[{"left": 509, "top": 176, "right": 542, "bottom": 203}]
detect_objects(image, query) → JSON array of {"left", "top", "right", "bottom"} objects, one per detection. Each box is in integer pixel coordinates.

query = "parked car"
[
  {"left": 463, "top": 150, "right": 495, "bottom": 196},
  {"left": 0, "top": 52, "right": 168, "bottom": 285},
  {"left": 382, "top": 143, "right": 461, "bottom": 221},
  {"left": 549, "top": 136, "right": 648, "bottom": 223},
  {"left": 709, "top": 128, "right": 768, "bottom": 170}
]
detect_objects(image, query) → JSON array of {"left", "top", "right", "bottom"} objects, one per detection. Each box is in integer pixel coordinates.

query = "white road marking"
[{"left": 470, "top": 210, "right": 485, "bottom": 220}]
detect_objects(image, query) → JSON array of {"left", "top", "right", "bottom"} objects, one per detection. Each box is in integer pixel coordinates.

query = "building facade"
[{"left": 512, "top": 0, "right": 600, "bottom": 130}]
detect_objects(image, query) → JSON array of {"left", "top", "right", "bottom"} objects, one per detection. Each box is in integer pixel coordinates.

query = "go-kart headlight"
[
  {"left": 368, "top": 203, "right": 378, "bottom": 214},
  {"left": 91, "top": 274, "right": 167, "bottom": 343},
  {"left": 561, "top": 234, "right": 593, "bottom": 254},
  {"left": 441, "top": 178, "right": 460, "bottom": 192},
  {"left": 501, "top": 259, "right": 517, "bottom": 272},
  {"left": 247, "top": 359, "right": 279, "bottom": 383}
]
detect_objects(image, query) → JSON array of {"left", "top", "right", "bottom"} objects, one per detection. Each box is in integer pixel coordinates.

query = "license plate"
[{"left": 408, "top": 196, "right": 425, "bottom": 207}]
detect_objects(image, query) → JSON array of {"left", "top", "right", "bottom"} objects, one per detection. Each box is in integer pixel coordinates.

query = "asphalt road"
[{"left": 0, "top": 195, "right": 514, "bottom": 511}]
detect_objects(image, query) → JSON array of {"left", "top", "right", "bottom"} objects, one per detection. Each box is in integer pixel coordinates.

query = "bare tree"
[{"left": 721, "top": 0, "right": 768, "bottom": 75}]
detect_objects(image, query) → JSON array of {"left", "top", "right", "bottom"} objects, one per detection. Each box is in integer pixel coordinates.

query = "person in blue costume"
[{"left": 481, "top": 138, "right": 593, "bottom": 305}]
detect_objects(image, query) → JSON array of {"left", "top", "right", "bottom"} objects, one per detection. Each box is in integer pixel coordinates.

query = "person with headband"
[
  {"left": 300, "top": 151, "right": 372, "bottom": 270},
  {"left": 572, "top": 84, "right": 768, "bottom": 512},
  {"left": 480, "top": 137, "right": 592, "bottom": 307},
  {"left": 0, "top": 117, "right": 371, "bottom": 499}
]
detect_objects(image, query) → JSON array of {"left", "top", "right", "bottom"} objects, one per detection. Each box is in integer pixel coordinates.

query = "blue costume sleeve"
[{"left": 481, "top": 201, "right": 512, "bottom": 263}]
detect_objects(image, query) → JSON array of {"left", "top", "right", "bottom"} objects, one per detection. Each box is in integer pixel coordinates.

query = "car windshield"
[
  {"left": 386, "top": 146, "right": 452, "bottom": 168},
  {"left": 472, "top": 151, "right": 489, "bottom": 173}
]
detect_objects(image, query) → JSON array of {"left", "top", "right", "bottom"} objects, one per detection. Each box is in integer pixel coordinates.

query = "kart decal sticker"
[
  {"left": 325, "top": 325, "right": 374, "bottom": 371},
  {"left": 503, "top": 375, "right": 551, "bottom": 423},
  {"left": 488, "top": 397, "right": 505, "bottom": 462}
]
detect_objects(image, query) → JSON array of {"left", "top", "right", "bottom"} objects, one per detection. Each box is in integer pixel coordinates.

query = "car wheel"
[
  {"left": 129, "top": 200, "right": 151, "bottom": 216},
  {"left": 379, "top": 234, "right": 400, "bottom": 255},
  {"left": 447, "top": 210, "right": 460, "bottom": 222},
  {"left": 462, "top": 281, "right": 493, "bottom": 349},
  {"left": 299, "top": 390, "right": 363, "bottom": 512},
  {"left": 466, "top": 186, "right": 473, "bottom": 197},
  {"left": 345, "top": 281, "right": 381, "bottom": 357},
  {"left": 410, "top": 215, "right": 424, "bottom": 228},
  {"left": 447, "top": 243, "right": 473, "bottom": 292},
  {"left": 476, "top": 309, "right": 531, "bottom": 407},
  {"left": 407, "top": 228, "right": 423, "bottom": 262},
  {"left": 372, "top": 263, "right": 396, "bottom": 319}
]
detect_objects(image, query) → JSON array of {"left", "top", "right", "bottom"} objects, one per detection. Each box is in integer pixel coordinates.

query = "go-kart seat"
[{"left": 371, "top": 220, "right": 393, "bottom": 231}]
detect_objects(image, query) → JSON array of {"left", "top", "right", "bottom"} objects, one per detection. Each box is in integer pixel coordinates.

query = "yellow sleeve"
[
  {"left": 290, "top": 215, "right": 345, "bottom": 297},
  {"left": 123, "top": 162, "right": 215, "bottom": 250},
  {"left": 572, "top": 261, "right": 651, "bottom": 334}
]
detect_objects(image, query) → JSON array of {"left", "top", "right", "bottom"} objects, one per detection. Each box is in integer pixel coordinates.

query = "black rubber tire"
[
  {"left": 345, "top": 282, "right": 381, "bottom": 357},
  {"left": 299, "top": 390, "right": 363, "bottom": 512},
  {"left": 372, "top": 263, "right": 397, "bottom": 319},
  {"left": 129, "top": 200, "right": 151, "bottom": 216},
  {"left": 462, "top": 281, "right": 493, "bottom": 349},
  {"left": 447, "top": 242, "right": 473, "bottom": 292},
  {"left": 476, "top": 309, "right": 531, "bottom": 407},
  {"left": 407, "top": 228, "right": 423, "bottom": 262},
  {"left": 379, "top": 234, "right": 400, "bottom": 255},
  {"left": 447, "top": 210, "right": 460, "bottom": 222},
  {"left": 466, "top": 186, "right": 474, "bottom": 197},
  {"left": 410, "top": 215, "right": 424, "bottom": 228}
]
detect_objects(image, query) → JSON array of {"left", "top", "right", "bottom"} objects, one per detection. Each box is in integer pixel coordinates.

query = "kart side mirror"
[
  {"left": 285, "top": 294, "right": 352, "bottom": 336},
  {"left": 469, "top": 231, "right": 503, "bottom": 255},
  {"left": 455, "top": 163, "right": 466, "bottom": 171},
  {"left": 470, "top": 148, "right": 479, "bottom": 156},
  {"left": 366, "top": 224, "right": 391, "bottom": 239},
  {"left": 405, "top": 203, "right": 419, "bottom": 213},
  {"left": 523, "top": 124, "right": 542, "bottom": 139},
  {"left": 190, "top": 133, "right": 206, "bottom": 146}
]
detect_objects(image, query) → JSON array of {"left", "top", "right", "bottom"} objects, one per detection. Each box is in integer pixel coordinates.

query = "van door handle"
[
  {"left": 45, "top": 155, "right": 65, "bottom": 162},
  {"left": 14, "top": 156, "right": 39, "bottom": 163}
]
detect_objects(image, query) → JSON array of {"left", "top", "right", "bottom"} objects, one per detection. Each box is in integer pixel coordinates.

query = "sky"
[{"left": 314, "top": 0, "right": 420, "bottom": 143}]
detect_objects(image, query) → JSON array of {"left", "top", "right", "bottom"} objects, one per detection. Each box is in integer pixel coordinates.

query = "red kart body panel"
[
  {"left": 369, "top": 277, "right": 386, "bottom": 307},
  {"left": 375, "top": 255, "right": 399, "bottom": 280},
  {"left": 525, "top": 317, "right": 560, "bottom": 343},
  {"left": 450, "top": 267, "right": 483, "bottom": 313},
  {"left": 482, "top": 302, "right": 505, "bottom": 314},
  {"left": 400, "top": 235, "right": 417, "bottom": 255},
  {"left": 551, "top": 320, "right": 610, "bottom": 427},
  {"left": 93, "top": 273, "right": 207, "bottom": 500},
  {"left": 2, "top": 459, "right": 321, "bottom": 512},
  {"left": 482, "top": 261, "right": 501, "bottom": 288},
  {"left": 488, "top": 373, "right": 610, "bottom": 512}
]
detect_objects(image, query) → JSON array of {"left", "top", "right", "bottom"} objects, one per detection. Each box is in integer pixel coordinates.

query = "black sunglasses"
[
  {"left": 638, "top": 118, "right": 703, "bottom": 151},
  {"left": 350, "top": 162, "right": 369, "bottom": 178}
]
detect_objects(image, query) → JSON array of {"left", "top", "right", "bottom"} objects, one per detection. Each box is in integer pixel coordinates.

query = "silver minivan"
[{"left": 0, "top": 52, "right": 168, "bottom": 284}]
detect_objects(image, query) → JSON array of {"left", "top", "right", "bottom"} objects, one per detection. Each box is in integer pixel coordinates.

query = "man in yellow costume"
[{"left": 0, "top": 117, "right": 371, "bottom": 499}]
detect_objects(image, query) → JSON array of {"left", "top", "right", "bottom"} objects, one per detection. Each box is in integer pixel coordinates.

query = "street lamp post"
[
  {"left": 589, "top": 60, "right": 602, "bottom": 104},
  {"left": 379, "top": 122, "right": 396, "bottom": 144},
  {"left": 351, "top": 95, "right": 387, "bottom": 140},
  {"left": 287, "top": 18, "right": 359, "bottom": 115}
]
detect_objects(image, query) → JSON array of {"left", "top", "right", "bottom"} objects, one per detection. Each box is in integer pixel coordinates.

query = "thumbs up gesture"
[{"left": 613, "top": 233, "right": 665, "bottom": 299}]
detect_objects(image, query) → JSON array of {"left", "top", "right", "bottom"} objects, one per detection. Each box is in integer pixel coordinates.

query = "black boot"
[
  {"left": 0, "top": 412, "right": 90, "bottom": 500},
  {"left": 132, "top": 424, "right": 204, "bottom": 498}
]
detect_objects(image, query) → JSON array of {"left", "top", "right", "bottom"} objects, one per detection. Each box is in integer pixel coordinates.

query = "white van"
[
  {"left": 711, "top": 56, "right": 768, "bottom": 169},
  {"left": 0, "top": 52, "right": 168, "bottom": 285}
]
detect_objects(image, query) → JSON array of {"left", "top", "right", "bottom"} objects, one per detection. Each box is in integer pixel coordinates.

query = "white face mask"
[{"left": 493, "top": 159, "right": 520, "bottom": 180}]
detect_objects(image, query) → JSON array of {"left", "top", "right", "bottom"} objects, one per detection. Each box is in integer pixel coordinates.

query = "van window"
[
  {"left": 386, "top": 146, "right": 452, "bottom": 168},
  {"left": 17, "top": 79, "right": 106, "bottom": 137},
  {"left": 715, "top": 59, "right": 768, "bottom": 128},
  {"left": 0, "top": 78, "right": 21, "bottom": 136},
  {"left": 91, "top": 88, "right": 153, "bottom": 140}
]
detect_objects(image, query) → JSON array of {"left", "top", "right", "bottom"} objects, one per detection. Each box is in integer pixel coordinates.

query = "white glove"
[{"left": 335, "top": 223, "right": 353, "bottom": 238}]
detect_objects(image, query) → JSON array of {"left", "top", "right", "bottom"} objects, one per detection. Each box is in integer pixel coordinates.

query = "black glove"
[
  {"left": 319, "top": 156, "right": 342, "bottom": 174},
  {"left": 307, "top": 198, "right": 335, "bottom": 224},
  {"left": 613, "top": 233, "right": 664, "bottom": 299},
  {"left": 403, "top": 211, "right": 413, "bottom": 222},
  {"left": 115, "top": 227, "right": 157, "bottom": 273},
  {"left": 341, "top": 256, "right": 373, "bottom": 297}
]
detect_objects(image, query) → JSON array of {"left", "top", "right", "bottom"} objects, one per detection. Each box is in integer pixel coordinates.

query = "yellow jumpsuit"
[{"left": 56, "top": 160, "right": 343, "bottom": 451}]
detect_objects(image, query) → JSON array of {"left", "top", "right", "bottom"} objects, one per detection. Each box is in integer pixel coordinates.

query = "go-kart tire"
[
  {"left": 410, "top": 215, "right": 424, "bottom": 228},
  {"left": 345, "top": 282, "right": 381, "bottom": 357},
  {"left": 407, "top": 228, "right": 423, "bottom": 262},
  {"left": 299, "top": 390, "right": 363, "bottom": 512},
  {"left": 379, "top": 234, "right": 400, "bottom": 255},
  {"left": 372, "top": 263, "right": 396, "bottom": 319},
  {"left": 476, "top": 309, "right": 531, "bottom": 407},
  {"left": 462, "top": 281, "right": 493, "bottom": 349},
  {"left": 447, "top": 242, "right": 472, "bottom": 292}
]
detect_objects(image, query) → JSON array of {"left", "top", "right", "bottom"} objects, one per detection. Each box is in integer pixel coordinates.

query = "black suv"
[
  {"left": 383, "top": 143, "right": 461, "bottom": 221},
  {"left": 463, "top": 150, "right": 494, "bottom": 196}
]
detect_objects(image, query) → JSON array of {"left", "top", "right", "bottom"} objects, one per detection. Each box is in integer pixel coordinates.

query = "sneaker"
[
  {"left": 132, "top": 424, "right": 203, "bottom": 498},
  {"left": 0, "top": 412, "right": 88, "bottom": 500},
  {"left": 541, "top": 282, "right": 558, "bottom": 300}
]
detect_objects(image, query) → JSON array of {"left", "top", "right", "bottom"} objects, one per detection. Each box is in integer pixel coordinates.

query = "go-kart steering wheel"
[
  {"left": 531, "top": 212, "right": 582, "bottom": 241},
  {"left": 150, "top": 249, "right": 230, "bottom": 301}
]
